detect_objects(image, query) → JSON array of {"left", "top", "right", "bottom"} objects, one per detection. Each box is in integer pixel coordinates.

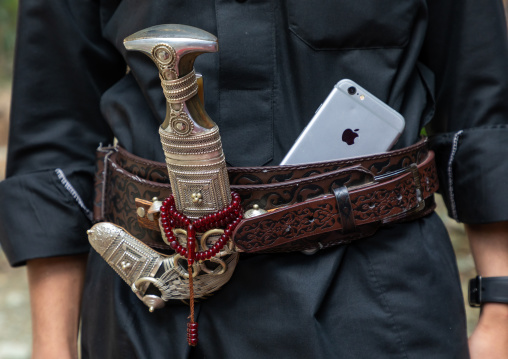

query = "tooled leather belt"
[{"left": 93, "top": 137, "right": 438, "bottom": 253}]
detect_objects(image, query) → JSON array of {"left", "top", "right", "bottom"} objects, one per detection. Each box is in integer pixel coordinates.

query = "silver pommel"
[
  {"left": 124, "top": 25, "right": 231, "bottom": 219},
  {"left": 124, "top": 24, "right": 218, "bottom": 132}
]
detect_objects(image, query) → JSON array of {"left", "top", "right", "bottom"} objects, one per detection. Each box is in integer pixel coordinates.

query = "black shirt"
[{"left": 1, "top": 0, "right": 507, "bottom": 357}]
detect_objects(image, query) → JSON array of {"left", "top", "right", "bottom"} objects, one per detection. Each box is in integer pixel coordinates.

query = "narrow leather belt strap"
[{"left": 93, "top": 138, "right": 438, "bottom": 253}]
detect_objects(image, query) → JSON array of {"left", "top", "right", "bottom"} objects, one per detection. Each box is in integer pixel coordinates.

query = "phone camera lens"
[{"left": 347, "top": 86, "right": 356, "bottom": 95}]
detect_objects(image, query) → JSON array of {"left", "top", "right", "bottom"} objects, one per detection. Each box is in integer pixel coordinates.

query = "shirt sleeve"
[
  {"left": 0, "top": 0, "right": 125, "bottom": 266},
  {"left": 421, "top": 0, "right": 508, "bottom": 224}
]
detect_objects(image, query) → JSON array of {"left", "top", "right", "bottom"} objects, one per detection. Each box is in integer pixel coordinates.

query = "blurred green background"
[
  {"left": 0, "top": 1, "right": 506, "bottom": 358},
  {"left": 0, "top": 0, "right": 17, "bottom": 84}
]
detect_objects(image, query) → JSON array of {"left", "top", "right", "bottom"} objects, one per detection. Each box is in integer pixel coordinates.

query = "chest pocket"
[{"left": 287, "top": 0, "right": 416, "bottom": 50}]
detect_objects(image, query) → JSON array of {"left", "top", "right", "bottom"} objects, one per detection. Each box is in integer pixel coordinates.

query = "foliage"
[{"left": 0, "top": 0, "right": 17, "bottom": 83}]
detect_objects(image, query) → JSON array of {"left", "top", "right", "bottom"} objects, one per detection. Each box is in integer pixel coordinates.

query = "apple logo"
[{"left": 342, "top": 129, "right": 359, "bottom": 145}]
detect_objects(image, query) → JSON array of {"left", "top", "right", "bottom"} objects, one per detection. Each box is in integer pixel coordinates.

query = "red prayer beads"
[
  {"left": 187, "top": 322, "right": 198, "bottom": 346},
  {"left": 159, "top": 192, "right": 243, "bottom": 262},
  {"left": 160, "top": 192, "right": 242, "bottom": 347}
]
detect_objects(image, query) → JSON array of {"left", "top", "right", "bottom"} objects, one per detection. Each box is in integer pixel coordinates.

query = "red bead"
[{"left": 170, "top": 241, "right": 178, "bottom": 249}]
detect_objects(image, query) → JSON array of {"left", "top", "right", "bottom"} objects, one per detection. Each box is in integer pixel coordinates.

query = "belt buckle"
[{"left": 375, "top": 163, "right": 425, "bottom": 223}]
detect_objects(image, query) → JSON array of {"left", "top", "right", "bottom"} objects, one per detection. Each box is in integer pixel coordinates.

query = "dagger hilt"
[{"left": 124, "top": 25, "right": 231, "bottom": 219}]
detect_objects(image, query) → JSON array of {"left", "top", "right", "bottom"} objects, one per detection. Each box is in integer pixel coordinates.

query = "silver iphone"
[{"left": 280, "top": 79, "right": 405, "bottom": 165}]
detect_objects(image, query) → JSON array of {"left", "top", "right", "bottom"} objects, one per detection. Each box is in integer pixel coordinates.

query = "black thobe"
[{"left": 2, "top": 0, "right": 508, "bottom": 358}]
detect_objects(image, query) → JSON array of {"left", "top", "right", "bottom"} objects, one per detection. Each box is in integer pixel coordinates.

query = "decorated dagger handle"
[{"left": 124, "top": 25, "right": 231, "bottom": 219}]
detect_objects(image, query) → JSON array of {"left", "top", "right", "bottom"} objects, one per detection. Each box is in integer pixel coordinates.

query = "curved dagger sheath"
[{"left": 88, "top": 25, "right": 238, "bottom": 311}]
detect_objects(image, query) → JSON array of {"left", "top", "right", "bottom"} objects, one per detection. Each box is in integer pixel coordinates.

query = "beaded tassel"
[
  {"left": 187, "top": 263, "right": 197, "bottom": 346},
  {"left": 159, "top": 192, "right": 243, "bottom": 346}
]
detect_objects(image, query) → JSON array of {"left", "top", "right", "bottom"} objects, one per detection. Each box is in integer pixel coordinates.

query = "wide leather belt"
[{"left": 93, "top": 137, "right": 438, "bottom": 253}]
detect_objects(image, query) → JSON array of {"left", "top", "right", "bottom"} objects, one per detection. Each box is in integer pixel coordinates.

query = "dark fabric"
[
  {"left": 82, "top": 214, "right": 469, "bottom": 359},
  {"left": 2, "top": 0, "right": 508, "bottom": 357},
  {"left": 0, "top": 169, "right": 93, "bottom": 264}
]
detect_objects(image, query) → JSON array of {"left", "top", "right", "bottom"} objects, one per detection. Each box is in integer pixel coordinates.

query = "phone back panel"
[{"left": 280, "top": 79, "right": 405, "bottom": 165}]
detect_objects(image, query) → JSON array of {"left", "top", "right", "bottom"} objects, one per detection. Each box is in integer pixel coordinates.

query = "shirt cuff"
[
  {"left": 431, "top": 125, "right": 508, "bottom": 224},
  {"left": 0, "top": 168, "right": 93, "bottom": 266}
]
